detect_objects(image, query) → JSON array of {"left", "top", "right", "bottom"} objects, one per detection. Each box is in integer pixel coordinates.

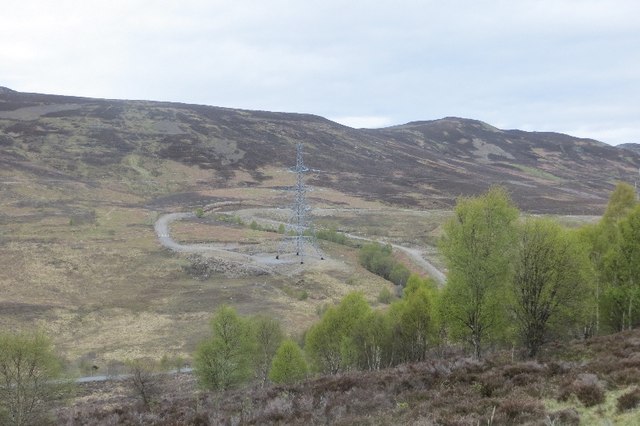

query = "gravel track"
[{"left": 154, "top": 210, "right": 447, "bottom": 285}]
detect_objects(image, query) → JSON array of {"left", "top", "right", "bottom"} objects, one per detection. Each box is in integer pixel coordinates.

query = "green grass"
[
  {"left": 544, "top": 387, "right": 640, "bottom": 425},
  {"left": 515, "top": 164, "right": 564, "bottom": 182}
]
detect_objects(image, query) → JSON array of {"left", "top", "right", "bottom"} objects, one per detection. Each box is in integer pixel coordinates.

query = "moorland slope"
[{"left": 1, "top": 87, "right": 638, "bottom": 213}]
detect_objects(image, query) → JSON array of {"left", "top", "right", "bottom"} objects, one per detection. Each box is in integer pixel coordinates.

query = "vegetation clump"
[
  {"left": 358, "top": 242, "right": 411, "bottom": 286},
  {"left": 269, "top": 339, "right": 308, "bottom": 384},
  {"left": 617, "top": 387, "right": 640, "bottom": 412},
  {"left": 0, "top": 331, "right": 67, "bottom": 426}
]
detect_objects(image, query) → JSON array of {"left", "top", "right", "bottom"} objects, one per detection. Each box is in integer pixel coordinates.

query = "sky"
[{"left": 1, "top": 0, "right": 639, "bottom": 145}]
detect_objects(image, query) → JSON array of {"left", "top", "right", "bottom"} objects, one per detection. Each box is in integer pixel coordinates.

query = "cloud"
[
  {"left": 1, "top": 0, "right": 639, "bottom": 144},
  {"left": 331, "top": 116, "right": 394, "bottom": 129}
]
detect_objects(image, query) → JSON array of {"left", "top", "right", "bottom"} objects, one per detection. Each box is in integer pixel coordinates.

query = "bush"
[
  {"left": 559, "top": 373, "right": 605, "bottom": 407},
  {"left": 497, "top": 397, "right": 545, "bottom": 423},
  {"left": 377, "top": 287, "right": 393, "bottom": 304},
  {"left": 269, "top": 340, "right": 308, "bottom": 384},
  {"left": 389, "top": 264, "right": 411, "bottom": 287},
  {"left": 617, "top": 387, "right": 640, "bottom": 412},
  {"left": 574, "top": 382, "right": 605, "bottom": 407},
  {"left": 358, "top": 243, "right": 411, "bottom": 286},
  {"left": 548, "top": 408, "right": 580, "bottom": 426},
  {"left": 194, "top": 207, "right": 204, "bottom": 218},
  {"left": 316, "top": 228, "right": 350, "bottom": 245}
]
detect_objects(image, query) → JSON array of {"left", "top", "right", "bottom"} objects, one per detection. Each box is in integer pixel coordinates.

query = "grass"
[
  {"left": 0, "top": 166, "right": 406, "bottom": 369},
  {"left": 0, "top": 153, "right": 604, "bottom": 378},
  {"left": 545, "top": 387, "right": 640, "bottom": 425},
  {"left": 515, "top": 164, "right": 564, "bottom": 182}
]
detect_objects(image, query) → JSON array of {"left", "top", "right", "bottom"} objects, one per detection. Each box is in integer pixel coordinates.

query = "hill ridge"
[{"left": 1, "top": 88, "right": 639, "bottom": 213}]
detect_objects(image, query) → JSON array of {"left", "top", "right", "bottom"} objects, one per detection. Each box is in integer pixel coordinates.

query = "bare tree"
[{"left": 126, "top": 358, "right": 164, "bottom": 409}]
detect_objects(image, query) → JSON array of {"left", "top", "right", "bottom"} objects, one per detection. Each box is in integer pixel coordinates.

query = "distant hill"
[
  {"left": 618, "top": 143, "right": 640, "bottom": 155},
  {"left": 1, "top": 88, "right": 638, "bottom": 213}
]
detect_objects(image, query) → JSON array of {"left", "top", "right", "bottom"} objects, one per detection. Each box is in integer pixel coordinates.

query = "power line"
[{"left": 276, "top": 143, "right": 323, "bottom": 264}]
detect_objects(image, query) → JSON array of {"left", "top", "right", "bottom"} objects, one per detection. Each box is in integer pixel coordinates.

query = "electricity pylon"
[{"left": 276, "top": 143, "right": 324, "bottom": 264}]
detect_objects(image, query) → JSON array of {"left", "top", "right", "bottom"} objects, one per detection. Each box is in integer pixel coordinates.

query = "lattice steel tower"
[{"left": 276, "top": 143, "right": 324, "bottom": 264}]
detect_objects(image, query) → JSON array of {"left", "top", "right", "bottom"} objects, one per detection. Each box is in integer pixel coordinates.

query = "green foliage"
[
  {"left": 377, "top": 286, "right": 394, "bottom": 304},
  {"left": 215, "top": 213, "right": 245, "bottom": 226},
  {"left": 249, "top": 220, "right": 260, "bottom": 230},
  {"left": 268, "top": 339, "right": 308, "bottom": 384},
  {"left": 0, "top": 331, "right": 66, "bottom": 426},
  {"left": 305, "top": 292, "right": 371, "bottom": 374},
  {"left": 511, "top": 218, "right": 593, "bottom": 357},
  {"left": 194, "top": 305, "right": 255, "bottom": 391},
  {"left": 390, "top": 263, "right": 411, "bottom": 287},
  {"left": 358, "top": 242, "right": 410, "bottom": 286},
  {"left": 602, "top": 182, "right": 637, "bottom": 224},
  {"left": 580, "top": 184, "right": 639, "bottom": 333},
  {"left": 304, "top": 276, "right": 440, "bottom": 373},
  {"left": 278, "top": 223, "right": 286, "bottom": 234},
  {"left": 252, "top": 315, "right": 284, "bottom": 386},
  {"left": 316, "top": 228, "right": 352, "bottom": 246},
  {"left": 390, "top": 277, "right": 439, "bottom": 363},
  {"left": 439, "top": 186, "right": 519, "bottom": 358},
  {"left": 350, "top": 309, "right": 394, "bottom": 370},
  {"left": 194, "top": 207, "right": 204, "bottom": 218}
]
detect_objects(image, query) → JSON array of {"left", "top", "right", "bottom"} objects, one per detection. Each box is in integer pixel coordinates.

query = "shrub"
[
  {"left": 389, "top": 264, "right": 411, "bottom": 287},
  {"left": 316, "top": 228, "right": 350, "bottom": 245},
  {"left": 617, "top": 387, "right": 640, "bottom": 412},
  {"left": 269, "top": 340, "right": 308, "bottom": 384},
  {"left": 574, "top": 382, "right": 605, "bottom": 407},
  {"left": 358, "top": 242, "right": 412, "bottom": 287},
  {"left": 559, "top": 373, "right": 605, "bottom": 407},
  {"left": 194, "top": 207, "right": 204, "bottom": 218},
  {"left": 611, "top": 368, "right": 640, "bottom": 386},
  {"left": 497, "top": 397, "right": 544, "bottom": 423},
  {"left": 377, "top": 287, "right": 393, "bottom": 304},
  {"left": 126, "top": 358, "right": 164, "bottom": 409},
  {"left": 548, "top": 408, "right": 580, "bottom": 426},
  {"left": 477, "top": 373, "right": 503, "bottom": 397}
]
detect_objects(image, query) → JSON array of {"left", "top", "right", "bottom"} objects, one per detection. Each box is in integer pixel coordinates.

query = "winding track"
[{"left": 154, "top": 211, "right": 447, "bottom": 285}]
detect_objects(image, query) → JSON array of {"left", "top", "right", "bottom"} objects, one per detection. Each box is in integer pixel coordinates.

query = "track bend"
[{"left": 154, "top": 211, "right": 446, "bottom": 284}]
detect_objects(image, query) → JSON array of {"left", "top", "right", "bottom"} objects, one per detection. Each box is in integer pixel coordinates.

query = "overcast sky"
[{"left": 1, "top": 0, "right": 639, "bottom": 145}]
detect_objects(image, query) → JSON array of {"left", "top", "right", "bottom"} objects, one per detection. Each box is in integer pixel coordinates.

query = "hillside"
[
  {"left": 57, "top": 328, "right": 640, "bottom": 425},
  {"left": 0, "top": 87, "right": 631, "bottom": 373},
  {"left": 1, "top": 87, "right": 639, "bottom": 214}
]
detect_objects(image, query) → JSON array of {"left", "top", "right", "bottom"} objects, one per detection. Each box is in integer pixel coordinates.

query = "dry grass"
[
  {"left": 0, "top": 167, "right": 412, "bottom": 369},
  {"left": 0, "top": 161, "right": 603, "bottom": 374}
]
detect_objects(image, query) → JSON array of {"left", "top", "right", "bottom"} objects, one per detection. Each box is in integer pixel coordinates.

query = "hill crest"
[{"left": 1, "top": 88, "right": 638, "bottom": 213}]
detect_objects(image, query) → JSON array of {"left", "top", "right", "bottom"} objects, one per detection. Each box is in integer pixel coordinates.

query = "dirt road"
[{"left": 154, "top": 211, "right": 446, "bottom": 284}]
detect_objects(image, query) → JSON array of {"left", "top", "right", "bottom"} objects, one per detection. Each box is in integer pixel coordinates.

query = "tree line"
[
  {"left": 193, "top": 275, "right": 439, "bottom": 390},
  {"left": 440, "top": 184, "right": 640, "bottom": 358},
  {"left": 192, "top": 182, "right": 640, "bottom": 392}
]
